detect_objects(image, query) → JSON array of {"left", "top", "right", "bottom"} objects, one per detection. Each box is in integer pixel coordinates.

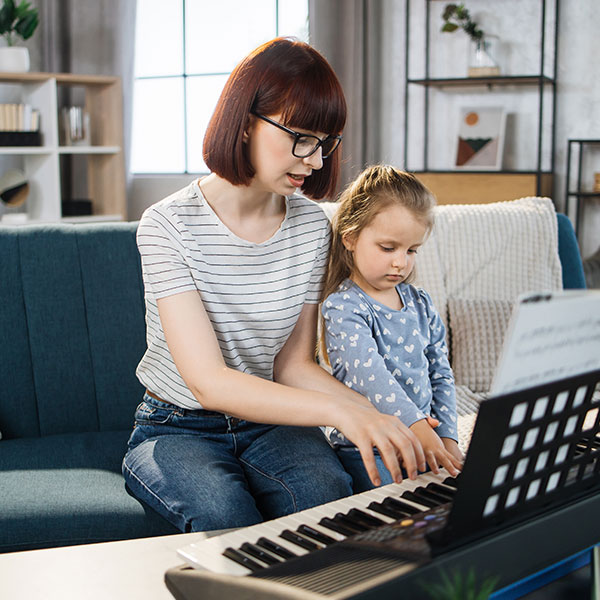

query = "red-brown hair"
[{"left": 203, "top": 38, "right": 347, "bottom": 200}]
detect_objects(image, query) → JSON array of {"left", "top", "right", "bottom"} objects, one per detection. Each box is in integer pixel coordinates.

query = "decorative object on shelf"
[
  {"left": 441, "top": 3, "right": 500, "bottom": 77},
  {"left": 62, "top": 198, "right": 92, "bottom": 217},
  {"left": 60, "top": 106, "right": 91, "bottom": 146},
  {"left": 0, "top": 0, "right": 39, "bottom": 72},
  {"left": 0, "top": 167, "right": 28, "bottom": 207},
  {"left": 594, "top": 172, "right": 600, "bottom": 193},
  {"left": 455, "top": 106, "right": 506, "bottom": 170}
]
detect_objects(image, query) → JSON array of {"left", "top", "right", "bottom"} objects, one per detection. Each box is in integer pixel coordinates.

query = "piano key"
[
  {"left": 297, "top": 524, "right": 337, "bottom": 546},
  {"left": 280, "top": 529, "right": 320, "bottom": 551},
  {"left": 401, "top": 490, "right": 438, "bottom": 508},
  {"left": 384, "top": 496, "right": 423, "bottom": 515},
  {"left": 427, "top": 482, "right": 456, "bottom": 499},
  {"left": 319, "top": 516, "right": 357, "bottom": 536},
  {"left": 333, "top": 512, "right": 370, "bottom": 532},
  {"left": 367, "top": 500, "right": 408, "bottom": 520},
  {"left": 410, "top": 487, "right": 450, "bottom": 506},
  {"left": 443, "top": 475, "right": 459, "bottom": 488},
  {"left": 222, "top": 547, "right": 264, "bottom": 572},
  {"left": 239, "top": 542, "right": 281, "bottom": 566},
  {"left": 347, "top": 508, "right": 387, "bottom": 528},
  {"left": 255, "top": 537, "right": 297, "bottom": 560}
]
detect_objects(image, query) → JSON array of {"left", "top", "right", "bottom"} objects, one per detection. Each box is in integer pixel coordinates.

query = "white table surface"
[{"left": 0, "top": 531, "right": 212, "bottom": 600}]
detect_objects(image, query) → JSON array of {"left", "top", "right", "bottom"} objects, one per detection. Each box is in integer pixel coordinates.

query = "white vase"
[{"left": 0, "top": 47, "right": 30, "bottom": 72}]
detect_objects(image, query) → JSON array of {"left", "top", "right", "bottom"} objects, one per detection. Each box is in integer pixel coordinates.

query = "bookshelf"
[{"left": 0, "top": 72, "right": 125, "bottom": 222}]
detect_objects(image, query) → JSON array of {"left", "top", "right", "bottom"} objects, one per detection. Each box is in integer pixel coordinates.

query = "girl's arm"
[{"left": 158, "top": 291, "right": 425, "bottom": 486}]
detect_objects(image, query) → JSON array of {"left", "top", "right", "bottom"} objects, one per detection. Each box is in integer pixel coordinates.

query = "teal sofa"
[
  {"left": 0, "top": 214, "right": 585, "bottom": 553},
  {"left": 0, "top": 222, "right": 178, "bottom": 553}
]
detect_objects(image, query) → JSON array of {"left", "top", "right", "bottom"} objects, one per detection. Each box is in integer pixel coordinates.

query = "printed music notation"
[{"left": 490, "top": 290, "right": 600, "bottom": 395}]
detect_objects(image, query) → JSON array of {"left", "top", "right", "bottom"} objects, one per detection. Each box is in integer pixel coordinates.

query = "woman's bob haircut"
[{"left": 203, "top": 37, "right": 347, "bottom": 200}]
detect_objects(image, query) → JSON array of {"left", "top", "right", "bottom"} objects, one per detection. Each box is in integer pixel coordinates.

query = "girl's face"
[
  {"left": 245, "top": 113, "right": 327, "bottom": 197},
  {"left": 343, "top": 203, "right": 428, "bottom": 299}
]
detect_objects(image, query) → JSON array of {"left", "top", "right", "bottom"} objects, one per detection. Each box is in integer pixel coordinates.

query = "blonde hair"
[{"left": 319, "top": 165, "right": 436, "bottom": 363}]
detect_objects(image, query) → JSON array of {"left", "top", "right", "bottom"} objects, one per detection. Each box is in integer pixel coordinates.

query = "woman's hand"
[
  {"left": 335, "top": 404, "right": 426, "bottom": 486},
  {"left": 409, "top": 419, "right": 462, "bottom": 476}
]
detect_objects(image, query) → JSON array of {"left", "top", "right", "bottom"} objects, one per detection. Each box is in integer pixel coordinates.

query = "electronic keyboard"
[{"left": 177, "top": 470, "right": 455, "bottom": 576}]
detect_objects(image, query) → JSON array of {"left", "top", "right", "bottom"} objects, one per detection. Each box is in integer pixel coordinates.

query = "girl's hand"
[
  {"left": 409, "top": 419, "right": 462, "bottom": 476},
  {"left": 335, "top": 404, "right": 426, "bottom": 486},
  {"left": 441, "top": 437, "right": 464, "bottom": 465}
]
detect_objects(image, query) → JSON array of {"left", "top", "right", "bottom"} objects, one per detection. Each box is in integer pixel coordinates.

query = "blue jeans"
[
  {"left": 336, "top": 447, "right": 395, "bottom": 493},
  {"left": 122, "top": 394, "right": 353, "bottom": 532}
]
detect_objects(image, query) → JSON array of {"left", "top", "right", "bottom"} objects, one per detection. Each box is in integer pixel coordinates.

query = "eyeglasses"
[{"left": 251, "top": 112, "right": 342, "bottom": 159}]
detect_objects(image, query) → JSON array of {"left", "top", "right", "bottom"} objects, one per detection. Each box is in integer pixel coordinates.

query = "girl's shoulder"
[
  {"left": 400, "top": 283, "right": 435, "bottom": 310},
  {"left": 323, "top": 279, "right": 364, "bottom": 308}
]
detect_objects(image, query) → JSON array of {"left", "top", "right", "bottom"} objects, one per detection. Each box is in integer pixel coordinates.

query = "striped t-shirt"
[{"left": 135, "top": 179, "right": 331, "bottom": 409}]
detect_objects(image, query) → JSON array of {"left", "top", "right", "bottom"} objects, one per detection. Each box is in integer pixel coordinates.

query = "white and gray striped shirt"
[{"left": 135, "top": 180, "right": 331, "bottom": 409}]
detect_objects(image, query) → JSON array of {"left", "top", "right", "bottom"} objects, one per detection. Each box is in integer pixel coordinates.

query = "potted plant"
[
  {"left": 441, "top": 3, "right": 499, "bottom": 77},
  {"left": 0, "top": 0, "right": 39, "bottom": 72},
  {"left": 421, "top": 567, "right": 499, "bottom": 600}
]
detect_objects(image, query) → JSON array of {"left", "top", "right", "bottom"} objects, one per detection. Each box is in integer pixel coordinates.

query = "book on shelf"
[{"left": 0, "top": 103, "right": 40, "bottom": 132}]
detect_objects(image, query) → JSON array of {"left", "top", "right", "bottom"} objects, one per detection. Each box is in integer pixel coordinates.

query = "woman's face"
[{"left": 245, "top": 113, "right": 327, "bottom": 197}]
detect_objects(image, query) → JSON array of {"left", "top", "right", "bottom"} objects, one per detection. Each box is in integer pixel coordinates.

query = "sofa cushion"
[
  {"left": 448, "top": 297, "right": 514, "bottom": 393},
  {"left": 0, "top": 430, "right": 178, "bottom": 552}
]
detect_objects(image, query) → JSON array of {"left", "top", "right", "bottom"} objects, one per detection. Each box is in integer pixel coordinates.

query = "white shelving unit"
[{"left": 0, "top": 72, "right": 126, "bottom": 222}]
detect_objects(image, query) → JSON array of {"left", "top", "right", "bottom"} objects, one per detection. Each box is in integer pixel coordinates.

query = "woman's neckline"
[{"left": 192, "top": 178, "right": 290, "bottom": 246}]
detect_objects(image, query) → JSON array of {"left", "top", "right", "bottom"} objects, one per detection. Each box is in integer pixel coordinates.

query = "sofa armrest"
[{"left": 556, "top": 213, "right": 586, "bottom": 289}]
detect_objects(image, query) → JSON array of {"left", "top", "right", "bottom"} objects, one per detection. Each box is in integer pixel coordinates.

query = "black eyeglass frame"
[{"left": 251, "top": 112, "right": 342, "bottom": 159}]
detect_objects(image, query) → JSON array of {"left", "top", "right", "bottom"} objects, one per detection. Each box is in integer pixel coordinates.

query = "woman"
[{"left": 122, "top": 38, "right": 425, "bottom": 533}]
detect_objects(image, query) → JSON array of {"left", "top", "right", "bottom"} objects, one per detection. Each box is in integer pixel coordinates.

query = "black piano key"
[
  {"left": 427, "top": 482, "right": 456, "bottom": 500},
  {"left": 401, "top": 490, "right": 437, "bottom": 508},
  {"left": 443, "top": 475, "right": 459, "bottom": 488},
  {"left": 367, "top": 500, "right": 409, "bottom": 520},
  {"left": 280, "top": 529, "right": 319, "bottom": 551},
  {"left": 240, "top": 542, "right": 281, "bottom": 566},
  {"left": 319, "top": 517, "right": 356, "bottom": 537},
  {"left": 413, "top": 487, "right": 450, "bottom": 505},
  {"left": 334, "top": 512, "right": 370, "bottom": 532},
  {"left": 222, "top": 547, "right": 265, "bottom": 571},
  {"left": 297, "top": 524, "right": 337, "bottom": 546},
  {"left": 256, "top": 537, "right": 297, "bottom": 560},
  {"left": 383, "top": 496, "right": 421, "bottom": 515},
  {"left": 347, "top": 508, "right": 386, "bottom": 528}
]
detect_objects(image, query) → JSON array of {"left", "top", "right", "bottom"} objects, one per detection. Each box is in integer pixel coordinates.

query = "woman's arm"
[{"left": 158, "top": 292, "right": 425, "bottom": 485}]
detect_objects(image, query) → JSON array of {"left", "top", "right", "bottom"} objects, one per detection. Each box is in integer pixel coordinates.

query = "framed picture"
[{"left": 455, "top": 106, "right": 506, "bottom": 170}]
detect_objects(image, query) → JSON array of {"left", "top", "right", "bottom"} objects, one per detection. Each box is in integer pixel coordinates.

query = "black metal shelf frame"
[
  {"left": 565, "top": 139, "right": 600, "bottom": 240},
  {"left": 403, "top": 0, "right": 560, "bottom": 196}
]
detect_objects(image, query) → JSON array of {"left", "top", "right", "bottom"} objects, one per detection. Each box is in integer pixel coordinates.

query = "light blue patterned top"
[{"left": 322, "top": 278, "right": 457, "bottom": 446}]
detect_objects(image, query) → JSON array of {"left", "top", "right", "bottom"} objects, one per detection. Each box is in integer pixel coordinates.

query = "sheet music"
[{"left": 490, "top": 290, "right": 600, "bottom": 395}]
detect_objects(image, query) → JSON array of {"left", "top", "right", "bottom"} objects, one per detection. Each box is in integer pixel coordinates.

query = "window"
[{"left": 131, "top": 0, "right": 309, "bottom": 174}]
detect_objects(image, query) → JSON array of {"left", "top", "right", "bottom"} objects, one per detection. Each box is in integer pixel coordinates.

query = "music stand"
[{"left": 433, "top": 369, "right": 600, "bottom": 549}]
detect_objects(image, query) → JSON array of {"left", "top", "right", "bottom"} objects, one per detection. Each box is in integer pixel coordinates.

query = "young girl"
[
  {"left": 122, "top": 40, "right": 426, "bottom": 533},
  {"left": 321, "top": 165, "right": 463, "bottom": 492}
]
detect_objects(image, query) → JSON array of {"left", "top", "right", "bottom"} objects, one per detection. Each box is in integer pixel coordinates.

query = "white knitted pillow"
[{"left": 449, "top": 297, "right": 514, "bottom": 393}]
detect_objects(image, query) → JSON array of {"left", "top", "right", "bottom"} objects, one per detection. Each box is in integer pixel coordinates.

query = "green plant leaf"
[
  {"left": 441, "top": 23, "right": 459, "bottom": 33},
  {"left": 15, "top": 11, "right": 38, "bottom": 39}
]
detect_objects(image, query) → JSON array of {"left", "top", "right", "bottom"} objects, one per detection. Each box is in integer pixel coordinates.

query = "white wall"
[{"left": 130, "top": 0, "right": 599, "bottom": 258}]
